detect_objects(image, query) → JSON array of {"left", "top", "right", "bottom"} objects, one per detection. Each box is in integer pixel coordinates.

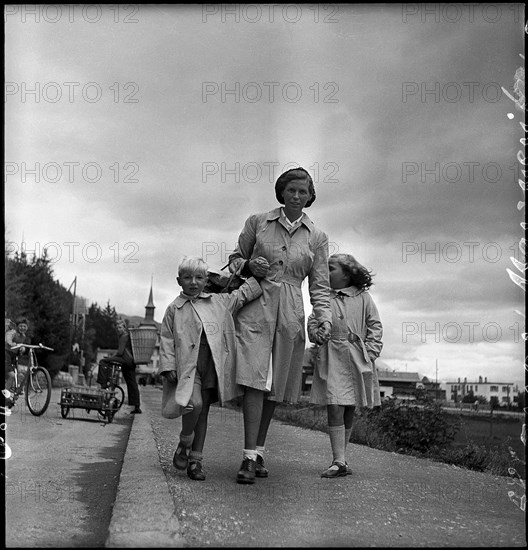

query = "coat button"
[
  {"left": 282, "top": 246, "right": 287, "bottom": 251},
  {"left": 279, "top": 260, "right": 283, "bottom": 265}
]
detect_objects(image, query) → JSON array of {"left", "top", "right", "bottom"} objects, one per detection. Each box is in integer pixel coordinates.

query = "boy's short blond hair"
[{"left": 178, "top": 256, "right": 209, "bottom": 277}]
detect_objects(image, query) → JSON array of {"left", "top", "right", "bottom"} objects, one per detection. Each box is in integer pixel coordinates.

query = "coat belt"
[{"left": 279, "top": 274, "right": 303, "bottom": 287}]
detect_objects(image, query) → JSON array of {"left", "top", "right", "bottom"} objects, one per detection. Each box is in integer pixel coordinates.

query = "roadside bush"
[
  {"left": 273, "top": 398, "right": 524, "bottom": 478},
  {"left": 371, "top": 401, "right": 459, "bottom": 452}
]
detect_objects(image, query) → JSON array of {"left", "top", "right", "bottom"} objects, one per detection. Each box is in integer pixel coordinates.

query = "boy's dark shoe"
[
  {"left": 255, "top": 454, "right": 268, "bottom": 478},
  {"left": 321, "top": 461, "right": 347, "bottom": 478},
  {"left": 173, "top": 443, "right": 191, "bottom": 470},
  {"left": 187, "top": 460, "right": 206, "bottom": 481},
  {"left": 237, "top": 457, "right": 256, "bottom": 484}
]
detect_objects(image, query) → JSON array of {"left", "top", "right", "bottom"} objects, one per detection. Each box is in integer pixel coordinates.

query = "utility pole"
[
  {"left": 435, "top": 359, "right": 439, "bottom": 401},
  {"left": 67, "top": 276, "right": 77, "bottom": 365}
]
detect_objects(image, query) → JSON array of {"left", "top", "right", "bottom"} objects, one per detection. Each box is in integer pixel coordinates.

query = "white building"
[{"left": 444, "top": 375, "right": 517, "bottom": 406}]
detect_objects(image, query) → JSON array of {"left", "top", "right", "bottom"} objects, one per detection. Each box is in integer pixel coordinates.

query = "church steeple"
[{"left": 142, "top": 275, "right": 156, "bottom": 326}]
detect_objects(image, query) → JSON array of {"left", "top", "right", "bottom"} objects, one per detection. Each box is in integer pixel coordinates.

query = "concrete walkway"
[{"left": 106, "top": 385, "right": 526, "bottom": 547}]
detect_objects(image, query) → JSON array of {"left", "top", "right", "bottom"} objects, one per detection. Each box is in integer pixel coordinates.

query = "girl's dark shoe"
[
  {"left": 236, "top": 457, "right": 256, "bottom": 484},
  {"left": 187, "top": 460, "right": 206, "bottom": 481},
  {"left": 173, "top": 443, "right": 190, "bottom": 470},
  {"left": 255, "top": 454, "right": 269, "bottom": 478},
  {"left": 321, "top": 461, "right": 347, "bottom": 478}
]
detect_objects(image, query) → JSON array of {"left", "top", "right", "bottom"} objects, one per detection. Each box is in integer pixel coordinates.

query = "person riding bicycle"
[
  {"left": 4, "top": 316, "right": 30, "bottom": 408},
  {"left": 97, "top": 318, "right": 142, "bottom": 414}
]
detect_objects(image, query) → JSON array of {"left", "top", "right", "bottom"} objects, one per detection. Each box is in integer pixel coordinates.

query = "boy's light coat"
[{"left": 158, "top": 278, "right": 262, "bottom": 418}]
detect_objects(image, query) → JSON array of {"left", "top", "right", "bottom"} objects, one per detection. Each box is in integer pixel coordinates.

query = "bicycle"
[
  {"left": 102, "top": 360, "right": 126, "bottom": 412},
  {"left": 6, "top": 343, "right": 53, "bottom": 416}
]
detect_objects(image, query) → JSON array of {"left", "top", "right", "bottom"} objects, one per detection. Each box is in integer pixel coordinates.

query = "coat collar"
[
  {"left": 266, "top": 207, "right": 314, "bottom": 232},
  {"left": 175, "top": 292, "right": 212, "bottom": 308},
  {"left": 331, "top": 285, "right": 363, "bottom": 298}
]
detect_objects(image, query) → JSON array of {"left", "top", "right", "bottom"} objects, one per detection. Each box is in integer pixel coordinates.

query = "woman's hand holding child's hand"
[
  {"left": 162, "top": 371, "right": 177, "bottom": 383},
  {"left": 315, "top": 321, "right": 331, "bottom": 345}
]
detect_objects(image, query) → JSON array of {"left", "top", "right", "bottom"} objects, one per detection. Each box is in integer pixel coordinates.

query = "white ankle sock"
[
  {"left": 243, "top": 449, "right": 257, "bottom": 461},
  {"left": 256, "top": 445, "right": 265, "bottom": 459}
]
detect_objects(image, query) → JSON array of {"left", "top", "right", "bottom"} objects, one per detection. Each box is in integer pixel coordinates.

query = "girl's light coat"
[
  {"left": 308, "top": 286, "right": 383, "bottom": 407},
  {"left": 229, "top": 208, "right": 332, "bottom": 403},
  {"left": 158, "top": 278, "right": 262, "bottom": 418}
]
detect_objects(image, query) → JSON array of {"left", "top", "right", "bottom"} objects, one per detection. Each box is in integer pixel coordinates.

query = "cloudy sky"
[{"left": 5, "top": 4, "right": 525, "bottom": 388}]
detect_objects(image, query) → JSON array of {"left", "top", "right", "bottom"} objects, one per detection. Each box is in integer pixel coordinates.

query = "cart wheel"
[{"left": 61, "top": 406, "right": 70, "bottom": 418}]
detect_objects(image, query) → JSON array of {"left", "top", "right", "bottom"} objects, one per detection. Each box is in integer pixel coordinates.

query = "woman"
[{"left": 229, "top": 167, "right": 332, "bottom": 483}]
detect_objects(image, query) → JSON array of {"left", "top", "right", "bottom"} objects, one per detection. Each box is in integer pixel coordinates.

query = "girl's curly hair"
[
  {"left": 330, "top": 253, "right": 374, "bottom": 290},
  {"left": 275, "top": 167, "right": 316, "bottom": 208}
]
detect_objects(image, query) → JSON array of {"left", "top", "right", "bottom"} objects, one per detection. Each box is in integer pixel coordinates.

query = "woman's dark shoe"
[
  {"left": 173, "top": 442, "right": 191, "bottom": 470},
  {"left": 255, "top": 454, "right": 268, "bottom": 478},
  {"left": 236, "top": 457, "right": 256, "bottom": 484},
  {"left": 321, "top": 461, "right": 347, "bottom": 478},
  {"left": 187, "top": 460, "right": 206, "bottom": 481}
]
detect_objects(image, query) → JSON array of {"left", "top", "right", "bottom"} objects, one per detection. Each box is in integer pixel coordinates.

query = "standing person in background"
[
  {"left": 97, "top": 318, "right": 142, "bottom": 414},
  {"left": 229, "top": 167, "right": 332, "bottom": 484},
  {"left": 308, "top": 253, "right": 382, "bottom": 478}
]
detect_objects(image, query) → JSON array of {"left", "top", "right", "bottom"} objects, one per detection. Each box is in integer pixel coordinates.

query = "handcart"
[
  {"left": 59, "top": 386, "right": 120, "bottom": 423},
  {"left": 58, "top": 325, "right": 158, "bottom": 424}
]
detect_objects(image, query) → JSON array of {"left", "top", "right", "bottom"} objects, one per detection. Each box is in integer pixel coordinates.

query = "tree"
[
  {"left": 5, "top": 249, "right": 72, "bottom": 377},
  {"left": 83, "top": 301, "right": 120, "bottom": 369},
  {"left": 462, "top": 390, "right": 476, "bottom": 403}
]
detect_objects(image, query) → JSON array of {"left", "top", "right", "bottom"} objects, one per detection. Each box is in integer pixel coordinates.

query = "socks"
[
  {"left": 328, "top": 424, "right": 346, "bottom": 465},
  {"left": 189, "top": 450, "right": 203, "bottom": 463},
  {"left": 344, "top": 427, "right": 353, "bottom": 449},
  {"left": 344, "top": 426, "right": 353, "bottom": 465},
  {"left": 179, "top": 430, "right": 194, "bottom": 448},
  {"left": 256, "top": 445, "right": 265, "bottom": 459},
  {"left": 243, "top": 448, "right": 258, "bottom": 461}
]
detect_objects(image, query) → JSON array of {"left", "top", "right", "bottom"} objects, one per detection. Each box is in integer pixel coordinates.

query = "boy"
[
  {"left": 4, "top": 317, "right": 30, "bottom": 408},
  {"left": 158, "top": 256, "right": 262, "bottom": 481}
]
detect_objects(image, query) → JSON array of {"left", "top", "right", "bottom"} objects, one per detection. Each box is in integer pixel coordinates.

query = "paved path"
[{"left": 107, "top": 385, "right": 526, "bottom": 547}]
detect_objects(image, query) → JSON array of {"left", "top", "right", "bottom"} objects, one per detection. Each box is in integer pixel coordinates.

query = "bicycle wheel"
[
  {"left": 25, "top": 366, "right": 52, "bottom": 416},
  {"left": 113, "top": 385, "right": 125, "bottom": 410}
]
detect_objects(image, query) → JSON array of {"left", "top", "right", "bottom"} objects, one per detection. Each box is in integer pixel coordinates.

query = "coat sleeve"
[
  {"left": 307, "top": 312, "right": 319, "bottom": 344},
  {"left": 228, "top": 214, "right": 257, "bottom": 274},
  {"left": 223, "top": 277, "right": 263, "bottom": 314},
  {"left": 364, "top": 294, "right": 383, "bottom": 359},
  {"left": 307, "top": 229, "right": 332, "bottom": 327},
  {"left": 158, "top": 305, "right": 177, "bottom": 375}
]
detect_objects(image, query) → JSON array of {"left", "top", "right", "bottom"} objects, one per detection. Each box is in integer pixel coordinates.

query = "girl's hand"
[{"left": 248, "top": 256, "right": 270, "bottom": 277}]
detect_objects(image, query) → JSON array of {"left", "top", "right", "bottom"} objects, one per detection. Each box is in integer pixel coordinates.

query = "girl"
[{"left": 308, "top": 254, "right": 382, "bottom": 478}]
